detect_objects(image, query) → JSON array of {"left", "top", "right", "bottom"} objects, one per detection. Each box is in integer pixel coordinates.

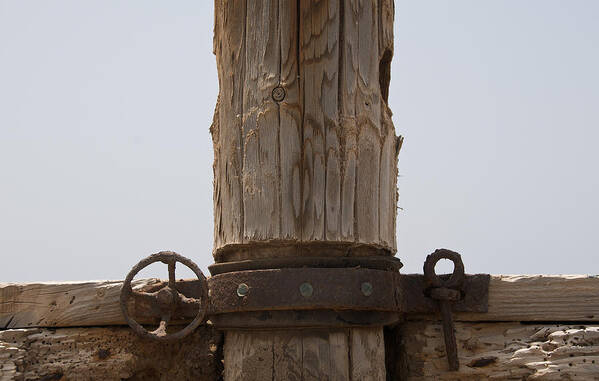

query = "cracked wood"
[
  {"left": 224, "top": 328, "right": 385, "bottom": 381},
  {"left": 211, "top": 0, "right": 401, "bottom": 262}
]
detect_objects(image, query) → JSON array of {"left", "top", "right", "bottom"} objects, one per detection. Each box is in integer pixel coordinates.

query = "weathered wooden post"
[{"left": 210, "top": 0, "right": 401, "bottom": 379}]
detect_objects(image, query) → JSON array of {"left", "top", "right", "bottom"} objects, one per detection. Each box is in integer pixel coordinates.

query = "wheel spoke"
[
  {"left": 168, "top": 259, "right": 176, "bottom": 288},
  {"left": 121, "top": 251, "right": 207, "bottom": 341},
  {"left": 151, "top": 312, "right": 171, "bottom": 337}
]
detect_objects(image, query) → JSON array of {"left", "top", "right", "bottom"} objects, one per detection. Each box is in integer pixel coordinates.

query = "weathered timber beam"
[
  {"left": 0, "top": 326, "right": 222, "bottom": 381},
  {"left": 0, "top": 279, "right": 160, "bottom": 329},
  {"left": 1, "top": 275, "right": 598, "bottom": 329},
  {"left": 420, "top": 274, "right": 599, "bottom": 323}
]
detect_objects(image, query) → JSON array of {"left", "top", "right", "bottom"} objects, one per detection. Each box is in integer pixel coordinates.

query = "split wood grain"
[
  {"left": 212, "top": 0, "right": 246, "bottom": 250},
  {"left": 279, "top": 0, "right": 303, "bottom": 241},
  {"left": 224, "top": 328, "right": 385, "bottom": 381},
  {"left": 0, "top": 279, "right": 159, "bottom": 329},
  {"left": 211, "top": 2, "right": 399, "bottom": 379},
  {"left": 446, "top": 274, "right": 599, "bottom": 323},
  {"left": 211, "top": 0, "right": 401, "bottom": 262},
  {"left": 398, "top": 321, "right": 599, "bottom": 380},
  {"left": 242, "top": 0, "right": 282, "bottom": 242}
]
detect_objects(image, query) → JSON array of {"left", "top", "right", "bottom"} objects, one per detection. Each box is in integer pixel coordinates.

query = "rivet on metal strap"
[
  {"left": 237, "top": 283, "right": 249, "bottom": 297},
  {"left": 361, "top": 282, "right": 373, "bottom": 296},
  {"left": 299, "top": 282, "right": 313, "bottom": 298}
]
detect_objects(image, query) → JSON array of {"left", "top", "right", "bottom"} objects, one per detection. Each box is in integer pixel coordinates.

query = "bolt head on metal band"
[
  {"left": 361, "top": 282, "right": 373, "bottom": 296},
  {"left": 299, "top": 282, "right": 313, "bottom": 297},
  {"left": 237, "top": 283, "right": 249, "bottom": 297}
]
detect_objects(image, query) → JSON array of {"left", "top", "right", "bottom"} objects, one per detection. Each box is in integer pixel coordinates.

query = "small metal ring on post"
[
  {"left": 120, "top": 251, "right": 208, "bottom": 342},
  {"left": 271, "top": 86, "right": 286, "bottom": 102},
  {"left": 423, "top": 249, "right": 465, "bottom": 290}
]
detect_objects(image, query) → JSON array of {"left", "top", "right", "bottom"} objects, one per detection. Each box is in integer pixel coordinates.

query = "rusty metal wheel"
[{"left": 120, "top": 251, "right": 208, "bottom": 341}]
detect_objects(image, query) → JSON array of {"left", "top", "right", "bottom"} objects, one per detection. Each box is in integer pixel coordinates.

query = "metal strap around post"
[{"left": 120, "top": 250, "right": 489, "bottom": 343}]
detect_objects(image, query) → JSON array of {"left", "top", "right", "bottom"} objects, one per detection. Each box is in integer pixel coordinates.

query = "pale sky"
[{"left": 1, "top": 1, "right": 598, "bottom": 282}]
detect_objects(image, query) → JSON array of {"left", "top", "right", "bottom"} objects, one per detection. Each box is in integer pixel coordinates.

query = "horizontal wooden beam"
[
  {"left": 453, "top": 274, "right": 599, "bottom": 322},
  {"left": 1, "top": 275, "right": 598, "bottom": 329},
  {"left": 0, "top": 279, "right": 160, "bottom": 329}
]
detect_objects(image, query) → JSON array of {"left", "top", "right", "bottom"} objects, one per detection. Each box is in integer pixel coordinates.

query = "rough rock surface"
[
  {"left": 0, "top": 326, "right": 222, "bottom": 381},
  {"left": 399, "top": 322, "right": 599, "bottom": 380}
]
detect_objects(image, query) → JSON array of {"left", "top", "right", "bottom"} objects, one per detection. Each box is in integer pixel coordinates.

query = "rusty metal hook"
[
  {"left": 423, "top": 248, "right": 465, "bottom": 290},
  {"left": 423, "top": 249, "right": 466, "bottom": 371}
]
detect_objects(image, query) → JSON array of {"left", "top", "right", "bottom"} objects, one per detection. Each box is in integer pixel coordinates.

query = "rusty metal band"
[
  {"left": 400, "top": 274, "right": 490, "bottom": 314},
  {"left": 130, "top": 271, "right": 489, "bottom": 329},
  {"left": 209, "top": 310, "right": 402, "bottom": 329},
  {"left": 123, "top": 251, "right": 489, "bottom": 334},
  {"left": 208, "top": 256, "right": 403, "bottom": 276},
  {"left": 207, "top": 268, "right": 402, "bottom": 314},
  {"left": 132, "top": 273, "right": 489, "bottom": 318}
]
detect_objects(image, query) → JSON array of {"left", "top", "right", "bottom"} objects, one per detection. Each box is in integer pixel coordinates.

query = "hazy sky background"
[{"left": 1, "top": 1, "right": 598, "bottom": 282}]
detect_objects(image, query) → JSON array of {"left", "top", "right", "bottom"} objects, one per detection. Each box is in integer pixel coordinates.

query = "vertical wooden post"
[{"left": 211, "top": 0, "right": 400, "bottom": 379}]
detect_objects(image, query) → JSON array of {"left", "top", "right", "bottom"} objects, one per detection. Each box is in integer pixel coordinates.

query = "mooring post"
[{"left": 211, "top": 0, "right": 401, "bottom": 379}]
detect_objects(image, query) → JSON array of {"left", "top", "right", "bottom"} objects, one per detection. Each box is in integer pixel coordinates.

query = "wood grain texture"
[
  {"left": 224, "top": 328, "right": 384, "bottom": 381},
  {"left": 2, "top": 275, "right": 598, "bottom": 329},
  {"left": 398, "top": 321, "right": 599, "bottom": 380},
  {"left": 279, "top": 0, "right": 303, "bottom": 241},
  {"left": 423, "top": 275, "right": 599, "bottom": 322},
  {"left": 212, "top": 0, "right": 246, "bottom": 249},
  {"left": 212, "top": 0, "right": 401, "bottom": 262},
  {"left": 242, "top": 0, "right": 282, "bottom": 241},
  {"left": 0, "top": 279, "right": 159, "bottom": 329},
  {"left": 350, "top": 327, "right": 387, "bottom": 381},
  {"left": 0, "top": 326, "right": 221, "bottom": 381},
  {"left": 273, "top": 332, "right": 303, "bottom": 381},
  {"left": 224, "top": 330, "right": 274, "bottom": 381},
  {"left": 355, "top": 0, "right": 381, "bottom": 245},
  {"left": 300, "top": 0, "right": 327, "bottom": 242}
]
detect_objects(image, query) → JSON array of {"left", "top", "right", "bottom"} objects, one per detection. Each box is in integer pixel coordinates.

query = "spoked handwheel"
[{"left": 120, "top": 251, "right": 208, "bottom": 341}]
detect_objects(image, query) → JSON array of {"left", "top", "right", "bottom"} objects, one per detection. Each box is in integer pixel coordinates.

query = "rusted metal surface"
[
  {"left": 209, "top": 310, "right": 402, "bottom": 329},
  {"left": 129, "top": 273, "right": 489, "bottom": 325},
  {"left": 122, "top": 250, "right": 488, "bottom": 336},
  {"left": 120, "top": 251, "right": 208, "bottom": 342},
  {"left": 208, "top": 255, "right": 403, "bottom": 275},
  {"left": 208, "top": 268, "right": 402, "bottom": 314},
  {"left": 399, "top": 274, "right": 490, "bottom": 314},
  {"left": 423, "top": 249, "right": 466, "bottom": 371}
]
